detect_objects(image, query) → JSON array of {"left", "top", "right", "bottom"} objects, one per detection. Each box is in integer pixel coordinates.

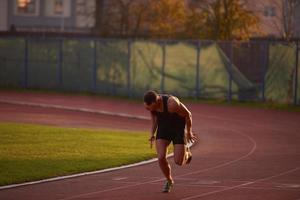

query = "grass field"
[{"left": 0, "top": 123, "right": 157, "bottom": 186}]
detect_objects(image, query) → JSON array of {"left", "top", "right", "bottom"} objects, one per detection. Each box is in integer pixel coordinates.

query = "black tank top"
[{"left": 152, "top": 95, "right": 186, "bottom": 132}]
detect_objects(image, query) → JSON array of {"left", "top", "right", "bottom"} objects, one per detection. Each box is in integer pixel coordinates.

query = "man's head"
[{"left": 143, "top": 90, "right": 159, "bottom": 111}]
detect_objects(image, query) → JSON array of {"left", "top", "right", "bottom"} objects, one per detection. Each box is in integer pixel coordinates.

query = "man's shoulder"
[
  {"left": 167, "top": 96, "right": 181, "bottom": 112},
  {"left": 168, "top": 95, "right": 180, "bottom": 103}
]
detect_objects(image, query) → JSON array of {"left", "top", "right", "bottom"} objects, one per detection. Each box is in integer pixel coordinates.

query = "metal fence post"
[
  {"left": 294, "top": 40, "right": 299, "bottom": 105},
  {"left": 92, "top": 39, "right": 97, "bottom": 92},
  {"left": 161, "top": 41, "right": 166, "bottom": 93},
  {"left": 23, "top": 38, "right": 28, "bottom": 88},
  {"left": 195, "top": 40, "right": 201, "bottom": 99},
  {"left": 261, "top": 41, "right": 269, "bottom": 102},
  {"left": 127, "top": 39, "right": 132, "bottom": 97},
  {"left": 227, "top": 41, "right": 233, "bottom": 102},
  {"left": 58, "top": 38, "right": 63, "bottom": 88}
]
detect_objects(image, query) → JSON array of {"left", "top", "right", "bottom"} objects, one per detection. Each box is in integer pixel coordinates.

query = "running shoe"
[
  {"left": 162, "top": 180, "right": 174, "bottom": 193},
  {"left": 185, "top": 146, "right": 192, "bottom": 164}
]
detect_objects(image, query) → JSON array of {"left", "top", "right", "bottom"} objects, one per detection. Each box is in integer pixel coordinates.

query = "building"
[
  {"left": 187, "top": 0, "right": 300, "bottom": 39},
  {"left": 246, "top": 0, "right": 300, "bottom": 38},
  {"left": 0, "top": 0, "right": 299, "bottom": 38},
  {"left": 0, "top": 0, "right": 95, "bottom": 33}
]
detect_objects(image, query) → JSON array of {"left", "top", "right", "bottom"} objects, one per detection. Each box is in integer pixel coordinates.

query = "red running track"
[{"left": 0, "top": 90, "right": 300, "bottom": 200}]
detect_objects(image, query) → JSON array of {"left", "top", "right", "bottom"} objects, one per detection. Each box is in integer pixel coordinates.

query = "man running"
[{"left": 143, "top": 90, "right": 197, "bottom": 193}]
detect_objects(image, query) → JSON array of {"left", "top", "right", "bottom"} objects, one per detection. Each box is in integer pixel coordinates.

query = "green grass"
[{"left": 0, "top": 123, "right": 156, "bottom": 186}]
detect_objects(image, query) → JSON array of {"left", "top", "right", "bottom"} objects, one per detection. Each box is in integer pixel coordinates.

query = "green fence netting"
[{"left": 0, "top": 37, "right": 298, "bottom": 105}]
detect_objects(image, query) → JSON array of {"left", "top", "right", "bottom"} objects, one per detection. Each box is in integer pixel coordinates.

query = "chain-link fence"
[{"left": 0, "top": 37, "right": 299, "bottom": 105}]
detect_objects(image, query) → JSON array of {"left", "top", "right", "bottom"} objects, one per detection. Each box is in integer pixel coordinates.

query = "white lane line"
[
  {"left": 0, "top": 99, "right": 292, "bottom": 133},
  {"left": 59, "top": 178, "right": 165, "bottom": 200},
  {"left": 56, "top": 127, "right": 257, "bottom": 200},
  {"left": 0, "top": 157, "right": 158, "bottom": 190},
  {"left": 1, "top": 99, "right": 297, "bottom": 131},
  {"left": 193, "top": 113, "right": 298, "bottom": 133},
  {"left": 176, "top": 128, "right": 257, "bottom": 178},
  {"left": 0, "top": 100, "right": 149, "bottom": 121},
  {"left": 276, "top": 183, "right": 300, "bottom": 189},
  {"left": 112, "top": 177, "right": 128, "bottom": 181},
  {"left": 149, "top": 181, "right": 300, "bottom": 191},
  {"left": 180, "top": 167, "right": 300, "bottom": 200}
]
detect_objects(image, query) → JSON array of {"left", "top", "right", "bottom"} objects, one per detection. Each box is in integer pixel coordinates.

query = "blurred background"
[{"left": 0, "top": 0, "right": 299, "bottom": 104}]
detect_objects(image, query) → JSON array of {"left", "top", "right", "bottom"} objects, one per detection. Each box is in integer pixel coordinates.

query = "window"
[
  {"left": 264, "top": 6, "right": 276, "bottom": 17},
  {"left": 16, "top": 0, "right": 38, "bottom": 15},
  {"left": 45, "top": 0, "right": 70, "bottom": 17},
  {"left": 54, "top": 0, "right": 63, "bottom": 15}
]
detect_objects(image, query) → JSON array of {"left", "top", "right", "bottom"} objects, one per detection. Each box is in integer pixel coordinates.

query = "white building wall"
[
  {"left": 76, "top": 0, "right": 95, "bottom": 28},
  {"left": 0, "top": 0, "right": 8, "bottom": 31},
  {"left": 246, "top": 0, "right": 282, "bottom": 37},
  {"left": 44, "top": 0, "right": 71, "bottom": 17}
]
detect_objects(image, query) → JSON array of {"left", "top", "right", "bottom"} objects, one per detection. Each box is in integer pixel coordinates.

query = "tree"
[
  {"left": 145, "top": 0, "right": 187, "bottom": 38},
  {"left": 93, "top": 0, "right": 149, "bottom": 37},
  {"left": 270, "top": 0, "right": 299, "bottom": 40},
  {"left": 93, "top": 0, "right": 115, "bottom": 36},
  {"left": 185, "top": 7, "right": 206, "bottom": 39},
  {"left": 130, "top": 1, "right": 149, "bottom": 36},
  {"left": 93, "top": 0, "right": 105, "bottom": 35},
  {"left": 93, "top": 0, "right": 260, "bottom": 40},
  {"left": 199, "top": 0, "right": 259, "bottom": 40}
]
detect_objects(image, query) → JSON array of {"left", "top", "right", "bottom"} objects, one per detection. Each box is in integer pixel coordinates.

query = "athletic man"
[{"left": 143, "top": 90, "right": 197, "bottom": 193}]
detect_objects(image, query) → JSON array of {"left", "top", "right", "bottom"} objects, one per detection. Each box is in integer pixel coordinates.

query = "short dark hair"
[{"left": 143, "top": 90, "right": 158, "bottom": 105}]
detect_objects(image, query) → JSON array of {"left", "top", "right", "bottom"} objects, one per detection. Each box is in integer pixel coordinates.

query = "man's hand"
[
  {"left": 149, "top": 135, "right": 155, "bottom": 148},
  {"left": 186, "top": 132, "right": 197, "bottom": 144}
]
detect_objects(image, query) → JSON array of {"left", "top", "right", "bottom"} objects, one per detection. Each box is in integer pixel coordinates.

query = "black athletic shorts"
[{"left": 156, "top": 127, "right": 185, "bottom": 144}]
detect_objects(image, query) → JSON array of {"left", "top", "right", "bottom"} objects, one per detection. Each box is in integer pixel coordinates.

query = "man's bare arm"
[
  {"left": 150, "top": 112, "right": 158, "bottom": 137},
  {"left": 168, "top": 96, "right": 196, "bottom": 142},
  {"left": 149, "top": 112, "right": 157, "bottom": 148}
]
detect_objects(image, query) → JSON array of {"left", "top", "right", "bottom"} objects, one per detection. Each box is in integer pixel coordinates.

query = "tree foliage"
[
  {"left": 198, "top": 0, "right": 259, "bottom": 40},
  {"left": 271, "top": 0, "right": 300, "bottom": 40},
  {"left": 146, "top": 0, "right": 187, "bottom": 38},
  {"left": 94, "top": 0, "right": 149, "bottom": 37},
  {"left": 94, "top": 0, "right": 260, "bottom": 40},
  {"left": 185, "top": 8, "right": 206, "bottom": 39}
]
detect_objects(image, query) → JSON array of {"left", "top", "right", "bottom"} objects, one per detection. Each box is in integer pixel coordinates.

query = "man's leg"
[
  {"left": 174, "top": 144, "right": 192, "bottom": 165},
  {"left": 173, "top": 144, "right": 185, "bottom": 165},
  {"left": 156, "top": 139, "right": 173, "bottom": 182}
]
